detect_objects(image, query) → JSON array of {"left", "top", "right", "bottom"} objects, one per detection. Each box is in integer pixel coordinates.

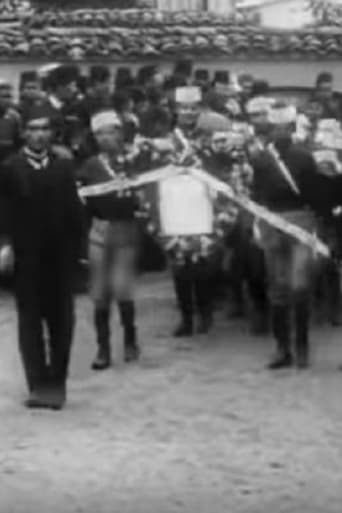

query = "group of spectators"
[
  {"left": 2, "top": 58, "right": 342, "bottom": 408},
  {"left": 1, "top": 59, "right": 342, "bottom": 284}
]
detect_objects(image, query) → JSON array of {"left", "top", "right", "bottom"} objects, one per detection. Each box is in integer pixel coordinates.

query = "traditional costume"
[
  {"left": 251, "top": 103, "right": 327, "bottom": 368},
  {"left": 78, "top": 110, "right": 141, "bottom": 369}
]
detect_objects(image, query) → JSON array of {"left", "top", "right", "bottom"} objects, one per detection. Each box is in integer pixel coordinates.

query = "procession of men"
[{"left": 1, "top": 61, "right": 342, "bottom": 410}]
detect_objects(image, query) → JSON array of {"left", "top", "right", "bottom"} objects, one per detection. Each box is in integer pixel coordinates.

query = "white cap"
[
  {"left": 315, "top": 118, "right": 342, "bottom": 149},
  {"left": 0, "top": 79, "right": 10, "bottom": 88},
  {"left": 91, "top": 110, "right": 122, "bottom": 133},
  {"left": 212, "top": 131, "right": 233, "bottom": 142},
  {"left": 268, "top": 105, "right": 297, "bottom": 125},
  {"left": 317, "top": 118, "right": 341, "bottom": 132},
  {"left": 175, "top": 86, "right": 202, "bottom": 104},
  {"left": 246, "top": 96, "right": 275, "bottom": 115}
]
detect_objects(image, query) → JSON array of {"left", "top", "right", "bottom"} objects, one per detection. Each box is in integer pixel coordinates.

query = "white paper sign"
[{"left": 158, "top": 174, "right": 214, "bottom": 236}]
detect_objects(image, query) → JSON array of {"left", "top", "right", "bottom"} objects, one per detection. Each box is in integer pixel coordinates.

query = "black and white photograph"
[{"left": 1, "top": 0, "right": 342, "bottom": 511}]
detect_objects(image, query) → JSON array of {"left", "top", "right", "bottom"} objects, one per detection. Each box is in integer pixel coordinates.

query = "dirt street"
[{"left": 1, "top": 273, "right": 342, "bottom": 513}]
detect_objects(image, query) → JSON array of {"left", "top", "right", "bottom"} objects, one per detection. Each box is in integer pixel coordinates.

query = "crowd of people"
[{"left": 1, "top": 60, "right": 342, "bottom": 411}]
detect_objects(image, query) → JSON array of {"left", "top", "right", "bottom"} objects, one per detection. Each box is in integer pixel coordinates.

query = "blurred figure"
[
  {"left": 239, "top": 74, "right": 254, "bottom": 102},
  {"left": 0, "top": 79, "right": 22, "bottom": 258},
  {"left": 313, "top": 72, "right": 342, "bottom": 120},
  {"left": 0, "top": 80, "right": 14, "bottom": 114},
  {"left": 19, "top": 71, "right": 42, "bottom": 105}
]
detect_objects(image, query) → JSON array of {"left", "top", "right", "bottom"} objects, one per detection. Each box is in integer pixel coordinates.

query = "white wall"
[
  {"left": 157, "top": 0, "right": 204, "bottom": 10},
  {"left": 207, "top": 0, "right": 235, "bottom": 13},
  {"left": 259, "top": 0, "right": 314, "bottom": 29}
]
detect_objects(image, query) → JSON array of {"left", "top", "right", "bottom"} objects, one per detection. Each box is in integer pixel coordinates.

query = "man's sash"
[
  {"left": 79, "top": 165, "right": 330, "bottom": 258},
  {"left": 267, "top": 143, "right": 301, "bottom": 196}
]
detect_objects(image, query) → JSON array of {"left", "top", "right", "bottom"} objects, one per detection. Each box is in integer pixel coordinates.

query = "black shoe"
[
  {"left": 197, "top": 313, "right": 213, "bottom": 334},
  {"left": 228, "top": 306, "right": 244, "bottom": 319},
  {"left": 173, "top": 320, "right": 193, "bottom": 338},
  {"left": 330, "top": 309, "right": 341, "bottom": 327},
  {"left": 295, "top": 301, "right": 310, "bottom": 370},
  {"left": 296, "top": 355, "right": 309, "bottom": 370},
  {"left": 43, "top": 384, "right": 67, "bottom": 411},
  {"left": 250, "top": 311, "right": 269, "bottom": 336},
  {"left": 125, "top": 344, "right": 140, "bottom": 363},
  {"left": 91, "top": 347, "right": 111, "bottom": 371},
  {"left": 24, "top": 390, "right": 51, "bottom": 409},
  {"left": 123, "top": 325, "right": 140, "bottom": 363},
  {"left": 267, "top": 353, "right": 293, "bottom": 370}
]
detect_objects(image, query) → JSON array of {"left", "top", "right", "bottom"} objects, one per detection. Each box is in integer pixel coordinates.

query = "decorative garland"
[{"left": 79, "top": 164, "right": 330, "bottom": 258}]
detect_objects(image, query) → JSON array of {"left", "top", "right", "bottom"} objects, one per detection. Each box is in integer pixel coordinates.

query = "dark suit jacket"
[{"left": 0, "top": 151, "right": 84, "bottom": 269}]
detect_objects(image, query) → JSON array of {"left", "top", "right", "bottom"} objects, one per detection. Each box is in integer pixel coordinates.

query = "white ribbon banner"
[{"left": 79, "top": 165, "right": 330, "bottom": 258}]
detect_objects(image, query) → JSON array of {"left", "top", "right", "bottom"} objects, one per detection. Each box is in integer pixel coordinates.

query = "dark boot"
[
  {"left": 193, "top": 258, "right": 214, "bottom": 335},
  {"left": 248, "top": 280, "right": 269, "bottom": 336},
  {"left": 250, "top": 303, "right": 270, "bottom": 336},
  {"left": 118, "top": 301, "right": 140, "bottom": 363},
  {"left": 92, "top": 307, "right": 111, "bottom": 370},
  {"left": 268, "top": 305, "right": 293, "bottom": 370},
  {"left": 174, "top": 315, "right": 193, "bottom": 337},
  {"left": 328, "top": 263, "right": 341, "bottom": 326},
  {"left": 172, "top": 263, "right": 194, "bottom": 337},
  {"left": 295, "top": 301, "right": 310, "bottom": 369},
  {"left": 228, "top": 285, "right": 245, "bottom": 319},
  {"left": 38, "top": 382, "right": 66, "bottom": 411},
  {"left": 24, "top": 390, "right": 52, "bottom": 409},
  {"left": 197, "top": 310, "right": 213, "bottom": 335}
]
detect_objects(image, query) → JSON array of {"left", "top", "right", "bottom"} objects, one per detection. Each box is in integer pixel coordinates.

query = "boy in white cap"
[
  {"left": 78, "top": 109, "right": 141, "bottom": 369},
  {"left": 251, "top": 102, "right": 327, "bottom": 369}
]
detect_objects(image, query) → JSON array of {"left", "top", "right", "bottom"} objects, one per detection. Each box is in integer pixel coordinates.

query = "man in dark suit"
[{"left": 0, "top": 105, "right": 83, "bottom": 410}]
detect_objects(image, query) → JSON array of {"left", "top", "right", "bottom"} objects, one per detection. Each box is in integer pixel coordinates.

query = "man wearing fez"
[
  {"left": 313, "top": 72, "right": 342, "bottom": 121},
  {"left": 0, "top": 105, "right": 83, "bottom": 409},
  {"left": 78, "top": 65, "right": 112, "bottom": 125},
  {"left": 41, "top": 64, "right": 82, "bottom": 154},
  {"left": 19, "top": 71, "right": 43, "bottom": 113},
  {"left": 251, "top": 103, "right": 326, "bottom": 370},
  {"left": 78, "top": 110, "right": 141, "bottom": 370}
]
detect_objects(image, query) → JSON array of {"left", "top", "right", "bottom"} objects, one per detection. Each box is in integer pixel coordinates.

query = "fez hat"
[
  {"left": 194, "top": 69, "right": 210, "bottom": 83},
  {"left": 173, "top": 59, "right": 193, "bottom": 77},
  {"left": 89, "top": 65, "right": 110, "bottom": 84},
  {"left": 112, "top": 90, "right": 131, "bottom": 113},
  {"left": 23, "top": 103, "right": 55, "bottom": 126},
  {"left": 129, "top": 86, "right": 147, "bottom": 104},
  {"left": 137, "top": 65, "right": 157, "bottom": 85},
  {"left": 20, "top": 70, "right": 38, "bottom": 87},
  {"left": 213, "top": 70, "right": 229, "bottom": 85},
  {"left": 49, "top": 65, "right": 79, "bottom": 89}
]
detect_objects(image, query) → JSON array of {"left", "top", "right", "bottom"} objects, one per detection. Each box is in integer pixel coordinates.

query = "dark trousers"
[
  {"left": 228, "top": 227, "right": 268, "bottom": 316},
  {"left": 172, "top": 257, "right": 214, "bottom": 320},
  {"left": 15, "top": 256, "right": 75, "bottom": 392}
]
